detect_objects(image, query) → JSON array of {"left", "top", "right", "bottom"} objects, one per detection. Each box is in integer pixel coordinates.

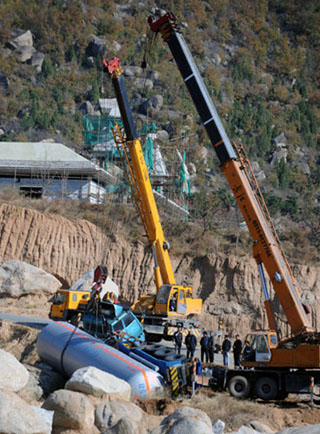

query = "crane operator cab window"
[
  {"left": 242, "top": 333, "right": 271, "bottom": 363},
  {"left": 169, "top": 291, "right": 178, "bottom": 312},
  {"left": 177, "top": 289, "right": 187, "bottom": 314},
  {"left": 156, "top": 285, "right": 172, "bottom": 305}
]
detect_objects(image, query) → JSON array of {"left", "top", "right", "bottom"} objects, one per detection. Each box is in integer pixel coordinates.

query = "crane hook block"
[{"left": 103, "top": 57, "right": 121, "bottom": 76}]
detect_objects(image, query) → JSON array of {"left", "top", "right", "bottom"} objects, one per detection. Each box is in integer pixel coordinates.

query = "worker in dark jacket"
[
  {"left": 208, "top": 331, "right": 215, "bottom": 363},
  {"left": 200, "top": 331, "right": 209, "bottom": 363},
  {"left": 185, "top": 330, "right": 197, "bottom": 361},
  {"left": 173, "top": 327, "right": 183, "bottom": 355},
  {"left": 233, "top": 334, "right": 243, "bottom": 368},
  {"left": 222, "top": 334, "right": 232, "bottom": 367}
]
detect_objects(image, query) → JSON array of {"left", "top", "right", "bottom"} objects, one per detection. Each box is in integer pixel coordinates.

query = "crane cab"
[
  {"left": 241, "top": 331, "right": 278, "bottom": 367},
  {"left": 154, "top": 284, "right": 202, "bottom": 317}
]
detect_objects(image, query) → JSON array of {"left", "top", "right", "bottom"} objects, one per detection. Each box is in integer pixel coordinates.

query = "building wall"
[{"left": 0, "top": 177, "right": 106, "bottom": 204}]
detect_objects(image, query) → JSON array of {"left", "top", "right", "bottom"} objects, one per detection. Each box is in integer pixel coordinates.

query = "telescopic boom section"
[
  {"left": 148, "top": 14, "right": 313, "bottom": 336},
  {"left": 103, "top": 58, "right": 176, "bottom": 288}
]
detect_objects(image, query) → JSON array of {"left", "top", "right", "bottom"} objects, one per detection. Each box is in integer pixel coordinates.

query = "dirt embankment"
[{"left": 0, "top": 202, "right": 319, "bottom": 336}]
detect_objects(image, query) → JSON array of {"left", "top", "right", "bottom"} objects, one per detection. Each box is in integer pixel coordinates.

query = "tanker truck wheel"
[{"left": 228, "top": 375, "right": 251, "bottom": 399}]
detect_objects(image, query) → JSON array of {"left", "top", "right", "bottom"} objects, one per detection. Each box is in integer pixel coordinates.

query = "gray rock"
[
  {"left": 0, "top": 349, "right": 29, "bottom": 392},
  {"left": 0, "top": 390, "right": 50, "bottom": 434},
  {"left": 30, "top": 52, "right": 45, "bottom": 72},
  {"left": 232, "top": 428, "right": 260, "bottom": 434},
  {"left": 0, "top": 260, "right": 61, "bottom": 297},
  {"left": 212, "top": 53, "right": 221, "bottom": 65},
  {"left": 167, "top": 110, "right": 182, "bottom": 120},
  {"left": 102, "top": 417, "right": 137, "bottom": 434},
  {"left": 130, "top": 77, "right": 153, "bottom": 91},
  {"left": 42, "top": 389, "right": 95, "bottom": 431},
  {"left": 79, "top": 100, "right": 95, "bottom": 115},
  {"left": 188, "top": 163, "right": 197, "bottom": 175},
  {"left": 22, "top": 363, "right": 65, "bottom": 399},
  {"left": 270, "top": 149, "right": 288, "bottom": 165},
  {"left": 8, "top": 30, "right": 33, "bottom": 49},
  {"left": 86, "top": 35, "right": 108, "bottom": 57},
  {"left": 247, "top": 420, "right": 275, "bottom": 433},
  {"left": 295, "top": 162, "right": 311, "bottom": 176},
  {"left": 112, "top": 40, "right": 122, "bottom": 52},
  {"left": 95, "top": 399, "right": 143, "bottom": 431},
  {"left": 30, "top": 407, "right": 54, "bottom": 434},
  {"left": 276, "top": 425, "right": 320, "bottom": 434},
  {"left": 19, "top": 369, "right": 43, "bottom": 401},
  {"left": 85, "top": 56, "right": 95, "bottom": 68},
  {"left": 147, "top": 70, "right": 160, "bottom": 81},
  {"left": 0, "top": 74, "right": 10, "bottom": 90},
  {"left": 272, "top": 132, "right": 287, "bottom": 149},
  {"left": 124, "top": 66, "right": 144, "bottom": 77},
  {"left": 16, "top": 45, "right": 35, "bottom": 62},
  {"left": 65, "top": 366, "right": 131, "bottom": 399},
  {"left": 156, "top": 130, "right": 170, "bottom": 141},
  {"left": 151, "top": 407, "right": 212, "bottom": 434},
  {"left": 212, "top": 419, "right": 225, "bottom": 434},
  {"left": 139, "top": 95, "right": 163, "bottom": 115}
]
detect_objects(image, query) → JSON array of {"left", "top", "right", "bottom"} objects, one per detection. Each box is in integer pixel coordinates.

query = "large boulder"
[
  {"left": 7, "top": 30, "right": 33, "bottom": 49},
  {"left": 0, "top": 260, "right": 61, "bottom": 297},
  {"left": 30, "top": 52, "right": 45, "bottom": 72},
  {"left": 95, "top": 399, "right": 143, "bottom": 431},
  {"left": 151, "top": 407, "right": 212, "bottom": 434},
  {"left": 0, "top": 349, "right": 29, "bottom": 392},
  {"left": 86, "top": 35, "right": 108, "bottom": 57},
  {"left": 65, "top": 366, "right": 131, "bottom": 400},
  {"left": 139, "top": 95, "right": 163, "bottom": 115},
  {"left": 16, "top": 45, "right": 35, "bottom": 62},
  {"left": 19, "top": 363, "right": 65, "bottom": 401},
  {"left": 42, "top": 389, "right": 95, "bottom": 431},
  {"left": 0, "top": 389, "right": 51, "bottom": 434},
  {"left": 101, "top": 417, "right": 137, "bottom": 434}
]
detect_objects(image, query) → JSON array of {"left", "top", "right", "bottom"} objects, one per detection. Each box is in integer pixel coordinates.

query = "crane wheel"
[
  {"left": 228, "top": 375, "right": 251, "bottom": 399},
  {"left": 255, "top": 377, "right": 277, "bottom": 401}
]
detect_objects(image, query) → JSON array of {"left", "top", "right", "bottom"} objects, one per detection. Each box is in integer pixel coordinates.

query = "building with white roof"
[{"left": 0, "top": 141, "right": 115, "bottom": 204}]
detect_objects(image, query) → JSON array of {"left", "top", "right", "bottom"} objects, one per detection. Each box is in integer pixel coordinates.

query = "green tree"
[{"left": 275, "top": 159, "right": 290, "bottom": 189}]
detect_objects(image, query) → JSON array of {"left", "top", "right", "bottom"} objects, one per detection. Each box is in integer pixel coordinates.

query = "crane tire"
[
  {"left": 228, "top": 375, "right": 251, "bottom": 399},
  {"left": 255, "top": 377, "right": 278, "bottom": 401}
]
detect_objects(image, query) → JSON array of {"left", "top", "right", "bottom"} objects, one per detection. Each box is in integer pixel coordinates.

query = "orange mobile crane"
[
  {"left": 103, "top": 57, "right": 202, "bottom": 342},
  {"left": 149, "top": 12, "right": 320, "bottom": 400}
]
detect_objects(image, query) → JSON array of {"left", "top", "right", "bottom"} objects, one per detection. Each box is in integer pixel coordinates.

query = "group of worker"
[{"left": 174, "top": 328, "right": 246, "bottom": 367}]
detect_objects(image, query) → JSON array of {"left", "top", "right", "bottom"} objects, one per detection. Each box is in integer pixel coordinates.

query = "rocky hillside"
[
  {"left": 0, "top": 1, "right": 319, "bottom": 260},
  {"left": 1, "top": 202, "right": 319, "bottom": 337}
]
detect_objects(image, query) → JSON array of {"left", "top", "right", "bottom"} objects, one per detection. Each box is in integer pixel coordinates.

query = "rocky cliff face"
[{"left": 1, "top": 203, "right": 319, "bottom": 336}]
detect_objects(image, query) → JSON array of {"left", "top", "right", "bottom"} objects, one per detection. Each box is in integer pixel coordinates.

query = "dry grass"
[{"left": 181, "top": 391, "right": 274, "bottom": 431}]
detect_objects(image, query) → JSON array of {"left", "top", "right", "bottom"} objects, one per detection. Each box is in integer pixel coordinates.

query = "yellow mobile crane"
[{"left": 104, "top": 57, "right": 202, "bottom": 342}]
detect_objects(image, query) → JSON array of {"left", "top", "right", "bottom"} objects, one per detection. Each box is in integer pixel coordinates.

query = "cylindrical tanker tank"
[{"left": 37, "top": 321, "right": 163, "bottom": 398}]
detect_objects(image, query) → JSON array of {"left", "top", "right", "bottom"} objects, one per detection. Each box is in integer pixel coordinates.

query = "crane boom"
[
  {"left": 148, "top": 13, "right": 312, "bottom": 336},
  {"left": 103, "top": 58, "right": 175, "bottom": 287}
]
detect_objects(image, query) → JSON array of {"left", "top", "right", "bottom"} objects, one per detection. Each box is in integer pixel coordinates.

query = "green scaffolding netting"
[{"left": 82, "top": 116, "right": 123, "bottom": 150}]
